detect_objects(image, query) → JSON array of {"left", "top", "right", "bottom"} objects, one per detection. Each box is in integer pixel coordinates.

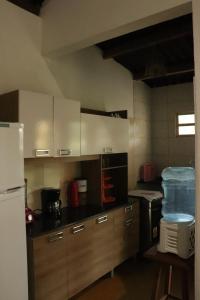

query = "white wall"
[
  {"left": 0, "top": 0, "right": 62, "bottom": 96},
  {"left": 129, "top": 81, "right": 152, "bottom": 188},
  {"left": 47, "top": 47, "right": 133, "bottom": 117},
  {"left": 42, "top": 0, "right": 191, "bottom": 56},
  {"left": 192, "top": 1, "right": 200, "bottom": 299},
  {"left": 151, "top": 83, "right": 194, "bottom": 174}
]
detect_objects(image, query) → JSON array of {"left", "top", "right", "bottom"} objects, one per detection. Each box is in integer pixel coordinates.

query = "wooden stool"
[{"left": 144, "top": 247, "right": 194, "bottom": 300}]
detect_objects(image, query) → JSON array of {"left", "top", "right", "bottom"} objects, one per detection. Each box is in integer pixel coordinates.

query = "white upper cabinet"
[
  {"left": 81, "top": 113, "right": 129, "bottom": 155},
  {"left": 81, "top": 114, "right": 109, "bottom": 155},
  {"left": 106, "top": 117, "right": 129, "bottom": 153},
  {"left": 53, "top": 97, "right": 80, "bottom": 157},
  {"left": 0, "top": 90, "right": 54, "bottom": 158},
  {"left": 19, "top": 91, "right": 54, "bottom": 158}
]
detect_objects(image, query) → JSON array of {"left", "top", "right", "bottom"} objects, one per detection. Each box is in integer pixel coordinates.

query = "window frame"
[{"left": 176, "top": 112, "right": 195, "bottom": 137}]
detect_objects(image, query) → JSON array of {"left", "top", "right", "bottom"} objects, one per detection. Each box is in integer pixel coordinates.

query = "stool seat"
[{"left": 144, "top": 247, "right": 194, "bottom": 300}]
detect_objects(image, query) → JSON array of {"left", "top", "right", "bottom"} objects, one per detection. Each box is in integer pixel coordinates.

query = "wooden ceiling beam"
[
  {"left": 144, "top": 72, "right": 194, "bottom": 88},
  {"left": 99, "top": 14, "right": 193, "bottom": 59},
  {"left": 133, "top": 62, "right": 194, "bottom": 81},
  {"left": 7, "top": 0, "right": 44, "bottom": 15}
]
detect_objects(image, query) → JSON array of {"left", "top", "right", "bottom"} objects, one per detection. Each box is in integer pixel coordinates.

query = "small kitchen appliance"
[
  {"left": 41, "top": 188, "right": 61, "bottom": 218},
  {"left": 68, "top": 180, "right": 80, "bottom": 207},
  {"left": 76, "top": 179, "right": 87, "bottom": 206}
]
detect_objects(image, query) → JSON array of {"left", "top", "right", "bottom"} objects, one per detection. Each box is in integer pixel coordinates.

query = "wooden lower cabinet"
[
  {"left": 67, "top": 218, "right": 95, "bottom": 298},
  {"left": 29, "top": 203, "right": 139, "bottom": 300},
  {"left": 29, "top": 229, "right": 68, "bottom": 300},
  {"left": 113, "top": 202, "right": 139, "bottom": 266},
  {"left": 68, "top": 212, "right": 114, "bottom": 298}
]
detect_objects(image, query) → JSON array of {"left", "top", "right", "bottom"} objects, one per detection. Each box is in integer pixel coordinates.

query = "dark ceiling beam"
[
  {"left": 99, "top": 14, "right": 193, "bottom": 59},
  {"left": 144, "top": 72, "right": 194, "bottom": 88},
  {"left": 7, "top": 0, "right": 44, "bottom": 15},
  {"left": 132, "top": 61, "right": 194, "bottom": 81}
]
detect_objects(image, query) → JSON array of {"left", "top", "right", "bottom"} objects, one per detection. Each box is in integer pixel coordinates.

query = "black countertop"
[{"left": 27, "top": 199, "right": 135, "bottom": 238}]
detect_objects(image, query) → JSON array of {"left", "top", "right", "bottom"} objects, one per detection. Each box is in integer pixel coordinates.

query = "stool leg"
[
  {"left": 182, "top": 272, "right": 189, "bottom": 300},
  {"left": 151, "top": 266, "right": 165, "bottom": 300},
  {"left": 167, "top": 265, "right": 173, "bottom": 296}
]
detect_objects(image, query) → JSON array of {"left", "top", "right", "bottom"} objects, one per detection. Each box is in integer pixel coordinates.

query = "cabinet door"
[
  {"left": 68, "top": 219, "right": 95, "bottom": 298},
  {"left": 81, "top": 113, "right": 109, "bottom": 155},
  {"left": 114, "top": 203, "right": 139, "bottom": 266},
  {"left": 68, "top": 214, "right": 115, "bottom": 298},
  {"left": 93, "top": 213, "right": 115, "bottom": 276},
  {"left": 19, "top": 91, "right": 53, "bottom": 158},
  {"left": 54, "top": 97, "right": 80, "bottom": 157},
  {"left": 81, "top": 113, "right": 129, "bottom": 155},
  {"left": 31, "top": 230, "right": 68, "bottom": 300},
  {"left": 107, "top": 117, "right": 129, "bottom": 153}
]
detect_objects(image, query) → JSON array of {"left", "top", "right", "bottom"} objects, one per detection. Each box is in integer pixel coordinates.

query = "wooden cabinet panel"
[
  {"left": 29, "top": 203, "right": 139, "bottom": 299},
  {"left": 68, "top": 213, "right": 115, "bottom": 298},
  {"left": 68, "top": 219, "right": 95, "bottom": 298},
  {"left": 31, "top": 230, "right": 68, "bottom": 300},
  {"left": 113, "top": 203, "right": 139, "bottom": 266},
  {"left": 54, "top": 97, "right": 80, "bottom": 157},
  {"left": 92, "top": 213, "right": 115, "bottom": 277}
]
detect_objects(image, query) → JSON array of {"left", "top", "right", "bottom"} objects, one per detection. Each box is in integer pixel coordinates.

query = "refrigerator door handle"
[{"left": 0, "top": 186, "right": 23, "bottom": 194}]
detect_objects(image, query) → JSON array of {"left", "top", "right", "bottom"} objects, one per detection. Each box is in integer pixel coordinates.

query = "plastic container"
[
  {"left": 140, "top": 162, "right": 156, "bottom": 182},
  {"left": 161, "top": 167, "right": 195, "bottom": 217}
]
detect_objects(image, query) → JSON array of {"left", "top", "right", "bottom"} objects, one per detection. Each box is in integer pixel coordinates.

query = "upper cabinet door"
[
  {"left": 54, "top": 97, "right": 80, "bottom": 157},
  {"left": 81, "top": 113, "right": 129, "bottom": 155},
  {"left": 107, "top": 117, "right": 129, "bottom": 153},
  {"left": 19, "top": 91, "right": 53, "bottom": 158},
  {"left": 81, "top": 114, "right": 110, "bottom": 155}
]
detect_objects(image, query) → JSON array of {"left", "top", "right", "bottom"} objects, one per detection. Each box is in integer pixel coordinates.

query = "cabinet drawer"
[
  {"left": 31, "top": 230, "right": 68, "bottom": 300},
  {"left": 114, "top": 202, "right": 139, "bottom": 225}
]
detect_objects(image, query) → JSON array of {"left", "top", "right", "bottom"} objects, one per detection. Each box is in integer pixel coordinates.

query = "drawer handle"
[
  {"left": 72, "top": 224, "right": 85, "bottom": 234},
  {"left": 103, "top": 147, "right": 113, "bottom": 154},
  {"left": 48, "top": 232, "right": 63, "bottom": 243},
  {"left": 58, "top": 149, "right": 72, "bottom": 156},
  {"left": 96, "top": 215, "right": 108, "bottom": 224},
  {"left": 35, "top": 149, "right": 50, "bottom": 157},
  {"left": 125, "top": 218, "right": 134, "bottom": 227},
  {"left": 125, "top": 205, "right": 133, "bottom": 213}
]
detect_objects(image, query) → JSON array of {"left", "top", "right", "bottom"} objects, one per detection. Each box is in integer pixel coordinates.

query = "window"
[{"left": 177, "top": 113, "right": 195, "bottom": 136}]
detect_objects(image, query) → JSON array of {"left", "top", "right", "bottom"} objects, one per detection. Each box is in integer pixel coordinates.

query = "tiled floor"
[{"left": 73, "top": 258, "right": 194, "bottom": 300}]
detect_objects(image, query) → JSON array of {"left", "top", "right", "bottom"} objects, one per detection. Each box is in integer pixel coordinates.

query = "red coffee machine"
[{"left": 68, "top": 180, "right": 80, "bottom": 208}]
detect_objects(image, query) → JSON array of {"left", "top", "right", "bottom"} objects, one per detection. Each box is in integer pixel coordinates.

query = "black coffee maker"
[{"left": 41, "top": 188, "right": 61, "bottom": 218}]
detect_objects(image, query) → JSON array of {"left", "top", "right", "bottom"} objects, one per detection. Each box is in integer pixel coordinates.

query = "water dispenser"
[{"left": 158, "top": 167, "right": 195, "bottom": 258}]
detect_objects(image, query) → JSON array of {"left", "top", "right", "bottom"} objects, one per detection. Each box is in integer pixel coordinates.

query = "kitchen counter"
[{"left": 26, "top": 198, "right": 136, "bottom": 238}]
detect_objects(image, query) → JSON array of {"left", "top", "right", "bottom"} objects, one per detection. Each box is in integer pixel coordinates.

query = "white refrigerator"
[{"left": 0, "top": 123, "right": 28, "bottom": 300}]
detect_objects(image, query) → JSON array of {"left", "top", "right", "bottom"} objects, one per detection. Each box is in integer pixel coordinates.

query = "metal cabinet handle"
[
  {"left": 125, "top": 218, "right": 134, "bottom": 227},
  {"left": 35, "top": 149, "right": 50, "bottom": 157},
  {"left": 103, "top": 147, "right": 113, "bottom": 154},
  {"left": 58, "top": 149, "right": 72, "bottom": 156},
  {"left": 48, "top": 231, "right": 64, "bottom": 243},
  {"left": 72, "top": 224, "right": 85, "bottom": 234},
  {"left": 96, "top": 215, "right": 108, "bottom": 224},
  {"left": 125, "top": 205, "right": 133, "bottom": 213}
]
